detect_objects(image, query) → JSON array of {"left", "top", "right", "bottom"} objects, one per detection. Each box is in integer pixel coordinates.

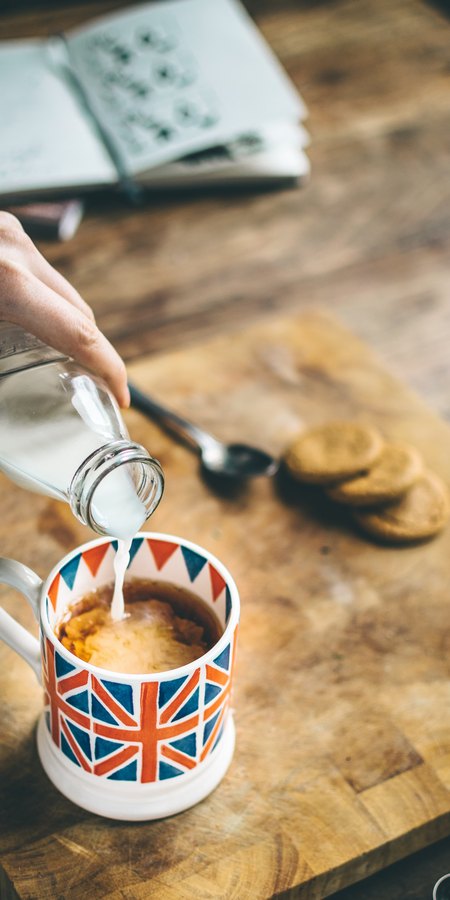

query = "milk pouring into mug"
[
  {"left": 0, "top": 324, "right": 164, "bottom": 616},
  {"left": 0, "top": 326, "right": 239, "bottom": 820}
]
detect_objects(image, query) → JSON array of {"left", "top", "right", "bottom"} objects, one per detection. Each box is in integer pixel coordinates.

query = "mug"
[{"left": 0, "top": 532, "right": 239, "bottom": 820}]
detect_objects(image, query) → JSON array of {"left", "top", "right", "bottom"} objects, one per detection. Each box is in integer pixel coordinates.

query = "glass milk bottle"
[{"left": 0, "top": 324, "right": 164, "bottom": 539}]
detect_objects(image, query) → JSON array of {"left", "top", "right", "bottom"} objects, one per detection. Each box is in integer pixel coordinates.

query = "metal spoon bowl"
[{"left": 129, "top": 383, "right": 278, "bottom": 479}]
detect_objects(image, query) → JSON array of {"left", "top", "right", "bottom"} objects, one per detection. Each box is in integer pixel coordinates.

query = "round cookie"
[
  {"left": 327, "top": 442, "right": 423, "bottom": 506},
  {"left": 284, "top": 422, "right": 384, "bottom": 485},
  {"left": 354, "top": 470, "right": 449, "bottom": 543}
]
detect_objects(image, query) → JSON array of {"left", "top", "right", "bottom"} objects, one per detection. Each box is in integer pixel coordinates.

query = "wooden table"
[{"left": 1, "top": 1, "right": 450, "bottom": 897}]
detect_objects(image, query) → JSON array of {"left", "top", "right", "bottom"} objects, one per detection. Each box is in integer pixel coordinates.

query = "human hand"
[{"left": 0, "top": 211, "right": 130, "bottom": 407}]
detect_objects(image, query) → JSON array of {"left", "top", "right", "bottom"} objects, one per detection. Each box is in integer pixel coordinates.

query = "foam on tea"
[{"left": 57, "top": 578, "right": 223, "bottom": 674}]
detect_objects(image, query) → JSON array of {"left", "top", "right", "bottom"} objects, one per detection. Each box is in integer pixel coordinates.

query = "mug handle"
[{"left": 0, "top": 558, "right": 43, "bottom": 682}]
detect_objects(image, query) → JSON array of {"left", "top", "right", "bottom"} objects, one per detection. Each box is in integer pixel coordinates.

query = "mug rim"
[{"left": 40, "top": 531, "right": 240, "bottom": 683}]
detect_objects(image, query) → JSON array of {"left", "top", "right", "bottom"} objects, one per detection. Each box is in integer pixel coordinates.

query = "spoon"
[{"left": 129, "top": 382, "right": 279, "bottom": 479}]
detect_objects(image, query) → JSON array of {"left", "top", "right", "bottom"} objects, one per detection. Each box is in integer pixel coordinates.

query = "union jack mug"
[{"left": 0, "top": 532, "right": 239, "bottom": 820}]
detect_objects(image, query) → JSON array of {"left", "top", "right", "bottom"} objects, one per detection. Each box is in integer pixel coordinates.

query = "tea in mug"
[{"left": 57, "top": 579, "right": 223, "bottom": 674}]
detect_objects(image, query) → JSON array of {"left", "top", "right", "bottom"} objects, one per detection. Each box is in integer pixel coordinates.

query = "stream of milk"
[{"left": 111, "top": 538, "right": 132, "bottom": 621}]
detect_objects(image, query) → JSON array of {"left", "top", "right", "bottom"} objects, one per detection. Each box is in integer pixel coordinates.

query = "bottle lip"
[{"left": 69, "top": 440, "right": 164, "bottom": 536}]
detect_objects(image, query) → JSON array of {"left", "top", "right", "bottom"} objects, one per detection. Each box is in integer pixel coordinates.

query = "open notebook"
[{"left": 0, "top": 0, "right": 309, "bottom": 201}]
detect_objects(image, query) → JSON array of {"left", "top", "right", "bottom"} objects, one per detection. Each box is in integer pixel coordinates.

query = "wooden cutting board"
[{"left": 2, "top": 310, "right": 450, "bottom": 899}]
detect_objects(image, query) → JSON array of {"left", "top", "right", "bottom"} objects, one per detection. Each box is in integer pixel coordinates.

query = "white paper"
[
  {"left": 0, "top": 39, "right": 117, "bottom": 197},
  {"left": 139, "top": 123, "right": 310, "bottom": 186},
  {"left": 67, "top": 0, "right": 305, "bottom": 177}
]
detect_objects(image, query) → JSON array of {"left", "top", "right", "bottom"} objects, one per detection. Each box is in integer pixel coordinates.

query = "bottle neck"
[{"left": 69, "top": 440, "right": 164, "bottom": 538}]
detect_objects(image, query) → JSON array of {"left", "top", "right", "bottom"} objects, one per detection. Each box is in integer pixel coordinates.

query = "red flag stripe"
[
  {"left": 93, "top": 721, "right": 140, "bottom": 741},
  {"left": 60, "top": 717, "right": 92, "bottom": 773},
  {"left": 57, "top": 670, "right": 89, "bottom": 695},
  {"left": 94, "top": 744, "right": 138, "bottom": 777},
  {"left": 45, "top": 640, "right": 90, "bottom": 734},
  {"left": 159, "top": 669, "right": 200, "bottom": 724},
  {"left": 91, "top": 676, "right": 138, "bottom": 727},
  {"left": 160, "top": 745, "right": 197, "bottom": 771},
  {"left": 93, "top": 713, "right": 199, "bottom": 743},
  {"left": 205, "top": 664, "right": 229, "bottom": 687},
  {"left": 204, "top": 683, "right": 230, "bottom": 721},
  {"left": 200, "top": 705, "right": 226, "bottom": 762},
  {"left": 139, "top": 681, "right": 159, "bottom": 783},
  {"left": 157, "top": 715, "right": 200, "bottom": 740},
  {"left": 56, "top": 696, "right": 91, "bottom": 730},
  {"left": 45, "top": 640, "right": 60, "bottom": 746}
]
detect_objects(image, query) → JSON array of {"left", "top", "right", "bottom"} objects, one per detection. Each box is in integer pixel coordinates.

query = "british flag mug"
[{"left": 0, "top": 532, "right": 239, "bottom": 820}]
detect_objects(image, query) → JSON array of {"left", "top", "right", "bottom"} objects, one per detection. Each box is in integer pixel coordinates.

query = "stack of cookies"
[{"left": 283, "top": 422, "right": 450, "bottom": 544}]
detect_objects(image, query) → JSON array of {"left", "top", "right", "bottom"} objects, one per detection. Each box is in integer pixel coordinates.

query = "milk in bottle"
[{"left": 0, "top": 324, "right": 164, "bottom": 618}]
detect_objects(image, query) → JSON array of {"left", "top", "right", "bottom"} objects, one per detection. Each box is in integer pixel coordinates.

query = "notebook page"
[
  {"left": 0, "top": 39, "right": 117, "bottom": 198},
  {"left": 66, "top": 0, "right": 305, "bottom": 178},
  {"left": 140, "top": 123, "right": 310, "bottom": 187}
]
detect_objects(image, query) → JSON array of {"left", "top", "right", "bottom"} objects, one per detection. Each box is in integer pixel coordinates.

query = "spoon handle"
[{"left": 128, "top": 382, "right": 215, "bottom": 453}]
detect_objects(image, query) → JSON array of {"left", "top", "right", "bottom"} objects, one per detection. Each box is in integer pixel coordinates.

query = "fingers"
[
  {"left": 0, "top": 215, "right": 129, "bottom": 406},
  {"left": 29, "top": 251, "right": 96, "bottom": 323},
  {"left": 1, "top": 217, "right": 96, "bottom": 323},
  {"left": 0, "top": 261, "right": 130, "bottom": 408}
]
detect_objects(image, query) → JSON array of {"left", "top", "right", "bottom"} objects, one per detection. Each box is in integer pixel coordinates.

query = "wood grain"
[
  {"left": 3, "top": 312, "right": 450, "bottom": 897},
  {"left": 1, "top": 0, "right": 450, "bottom": 420},
  {"left": 1, "top": 0, "right": 450, "bottom": 897}
]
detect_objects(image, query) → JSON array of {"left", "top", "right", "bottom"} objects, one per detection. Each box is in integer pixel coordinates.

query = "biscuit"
[
  {"left": 284, "top": 422, "right": 384, "bottom": 485},
  {"left": 353, "top": 470, "right": 449, "bottom": 543},
  {"left": 327, "top": 442, "right": 423, "bottom": 506}
]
